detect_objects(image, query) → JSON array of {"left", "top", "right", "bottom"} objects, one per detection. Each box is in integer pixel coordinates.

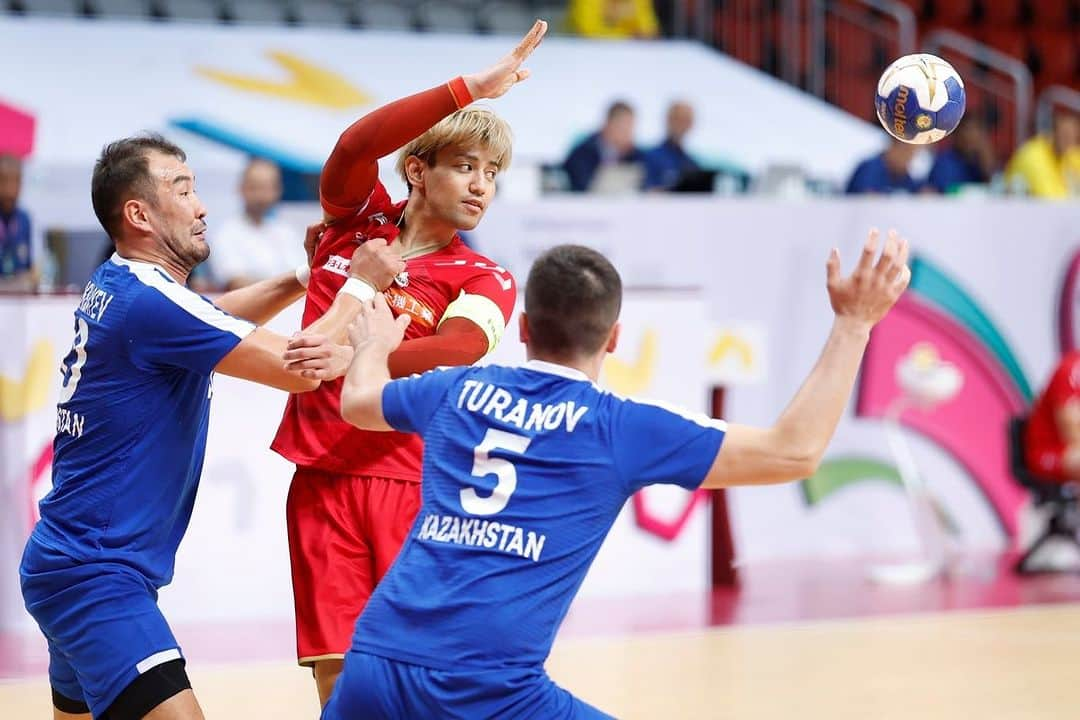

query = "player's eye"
[
  {"left": 485, "top": 170, "right": 497, "bottom": 181},
  {"left": 458, "top": 163, "right": 472, "bottom": 172}
]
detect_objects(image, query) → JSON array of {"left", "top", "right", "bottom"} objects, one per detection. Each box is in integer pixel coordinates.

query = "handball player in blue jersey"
[
  {"left": 294, "top": 232, "right": 910, "bottom": 719},
  {"left": 19, "top": 135, "right": 383, "bottom": 720}
]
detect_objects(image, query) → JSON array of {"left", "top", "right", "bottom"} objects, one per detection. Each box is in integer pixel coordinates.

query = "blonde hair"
[{"left": 396, "top": 106, "right": 513, "bottom": 189}]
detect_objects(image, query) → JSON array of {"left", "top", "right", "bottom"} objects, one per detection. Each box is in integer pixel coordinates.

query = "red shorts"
[{"left": 286, "top": 467, "right": 421, "bottom": 666}]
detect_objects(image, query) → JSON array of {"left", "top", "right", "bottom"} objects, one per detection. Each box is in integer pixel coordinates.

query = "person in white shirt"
[{"left": 209, "top": 157, "right": 302, "bottom": 290}]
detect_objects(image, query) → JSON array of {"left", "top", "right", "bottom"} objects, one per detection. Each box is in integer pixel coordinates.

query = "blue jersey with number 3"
[
  {"left": 352, "top": 360, "right": 726, "bottom": 671},
  {"left": 30, "top": 255, "right": 253, "bottom": 587}
]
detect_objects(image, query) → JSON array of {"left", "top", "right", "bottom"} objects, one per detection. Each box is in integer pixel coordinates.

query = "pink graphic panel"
[
  {"left": 0, "top": 101, "right": 35, "bottom": 157},
  {"left": 857, "top": 295, "right": 1029, "bottom": 537}
]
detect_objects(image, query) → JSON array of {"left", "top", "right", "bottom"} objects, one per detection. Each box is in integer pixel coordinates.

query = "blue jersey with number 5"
[
  {"left": 30, "top": 255, "right": 253, "bottom": 587},
  {"left": 352, "top": 360, "right": 726, "bottom": 671}
]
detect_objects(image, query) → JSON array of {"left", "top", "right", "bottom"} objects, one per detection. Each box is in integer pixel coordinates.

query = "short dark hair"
[
  {"left": 606, "top": 100, "right": 634, "bottom": 122},
  {"left": 91, "top": 133, "right": 186, "bottom": 240},
  {"left": 524, "top": 245, "right": 622, "bottom": 358}
]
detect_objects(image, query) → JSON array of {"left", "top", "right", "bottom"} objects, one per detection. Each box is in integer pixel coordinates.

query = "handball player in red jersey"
[{"left": 272, "top": 20, "right": 547, "bottom": 705}]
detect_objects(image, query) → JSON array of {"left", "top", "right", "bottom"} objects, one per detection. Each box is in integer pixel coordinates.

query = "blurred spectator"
[
  {"left": 844, "top": 141, "right": 922, "bottom": 195},
  {"left": 0, "top": 154, "right": 35, "bottom": 292},
  {"left": 562, "top": 101, "right": 646, "bottom": 192},
  {"left": 1005, "top": 111, "right": 1080, "bottom": 199},
  {"left": 207, "top": 157, "right": 300, "bottom": 290},
  {"left": 1025, "top": 351, "right": 1080, "bottom": 483},
  {"left": 567, "top": 0, "right": 660, "bottom": 39},
  {"left": 926, "top": 118, "right": 996, "bottom": 194},
  {"left": 643, "top": 100, "right": 700, "bottom": 191}
]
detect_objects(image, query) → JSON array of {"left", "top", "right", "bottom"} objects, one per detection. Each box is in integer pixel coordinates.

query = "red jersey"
[
  {"left": 1025, "top": 351, "right": 1080, "bottom": 482},
  {"left": 271, "top": 181, "right": 516, "bottom": 480}
]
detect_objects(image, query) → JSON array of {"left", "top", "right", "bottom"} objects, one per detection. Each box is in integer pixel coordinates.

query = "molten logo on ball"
[{"left": 876, "top": 53, "right": 966, "bottom": 145}]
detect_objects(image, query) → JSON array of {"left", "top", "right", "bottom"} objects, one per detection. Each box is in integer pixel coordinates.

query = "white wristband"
[
  {"left": 339, "top": 277, "right": 378, "bottom": 302},
  {"left": 295, "top": 263, "right": 311, "bottom": 288}
]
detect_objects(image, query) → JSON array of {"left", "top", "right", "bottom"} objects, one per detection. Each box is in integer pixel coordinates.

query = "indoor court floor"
[{"left": 3, "top": 554, "right": 1080, "bottom": 719}]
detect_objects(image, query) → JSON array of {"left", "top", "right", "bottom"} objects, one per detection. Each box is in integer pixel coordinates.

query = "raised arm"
[
  {"left": 702, "top": 229, "right": 910, "bottom": 488},
  {"left": 339, "top": 295, "right": 412, "bottom": 431},
  {"left": 320, "top": 19, "right": 547, "bottom": 220}
]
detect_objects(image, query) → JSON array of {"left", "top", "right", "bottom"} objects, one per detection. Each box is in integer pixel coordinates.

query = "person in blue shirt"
[
  {"left": 18, "top": 134, "right": 395, "bottom": 720},
  {"left": 643, "top": 100, "right": 700, "bottom": 191},
  {"left": 845, "top": 140, "right": 922, "bottom": 194},
  {"left": 0, "top": 154, "right": 35, "bottom": 289},
  {"left": 561, "top": 101, "right": 646, "bottom": 192},
  {"left": 288, "top": 229, "right": 910, "bottom": 719},
  {"left": 926, "top": 118, "right": 996, "bottom": 194}
]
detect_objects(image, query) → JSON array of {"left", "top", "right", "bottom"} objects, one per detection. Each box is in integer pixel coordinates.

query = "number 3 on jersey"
[
  {"left": 461, "top": 429, "right": 531, "bottom": 516},
  {"left": 58, "top": 317, "right": 89, "bottom": 404}
]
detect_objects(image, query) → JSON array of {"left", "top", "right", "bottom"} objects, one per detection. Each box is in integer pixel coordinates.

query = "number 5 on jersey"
[{"left": 462, "top": 429, "right": 531, "bottom": 516}]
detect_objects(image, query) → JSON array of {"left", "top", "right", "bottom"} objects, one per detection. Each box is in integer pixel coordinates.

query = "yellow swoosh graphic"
[
  {"left": 196, "top": 51, "right": 372, "bottom": 109},
  {"left": 0, "top": 340, "right": 55, "bottom": 422},
  {"left": 603, "top": 329, "right": 657, "bottom": 396},
  {"left": 708, "top": 332, "right": 754, "bottom": 370}
]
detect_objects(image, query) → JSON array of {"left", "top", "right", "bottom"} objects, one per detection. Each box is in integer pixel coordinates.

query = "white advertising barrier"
[
  {"left": 1, "top": 17, "right": 883, "bottom": 237},
  {"left": 0, "top": 290, "right": 709, "bottom": 632},
  {"left": 473, "top": 196, "right": 1079, "bottom": 561}
]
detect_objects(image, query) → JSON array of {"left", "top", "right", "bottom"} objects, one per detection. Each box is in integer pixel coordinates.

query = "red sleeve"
[
  {"left": 320, "top": 77, "right": 474, "bottom": 218},
  {"left": 387, "top": 317, "right": 488, "bottom": 378},
  {"left": 1025, "top": 402, "right": 1067, "bottom": 481}
]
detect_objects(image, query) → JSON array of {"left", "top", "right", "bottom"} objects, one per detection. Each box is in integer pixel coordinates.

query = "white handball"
[{"left": 875, "top": 53, "right": 966, "bottom": 145}]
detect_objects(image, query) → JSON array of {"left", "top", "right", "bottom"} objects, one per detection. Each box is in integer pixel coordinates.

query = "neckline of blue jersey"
[
  {"left": 522, "top": 359, "right": 590, "bottom": 382},
  {"left": 110, "top": 253, "right": 177, "bottom": 284}
]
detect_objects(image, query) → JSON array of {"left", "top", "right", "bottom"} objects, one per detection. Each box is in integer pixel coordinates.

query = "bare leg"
[
  {"left": 53, "top": 709, "right": 91, "bottom": 720},
  {"left": 313, "top": 659, "right": 345, "bottom": 707}
]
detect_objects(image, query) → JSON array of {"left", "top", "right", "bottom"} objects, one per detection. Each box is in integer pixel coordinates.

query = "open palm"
[
  {"left": 464, "top": 19, "right": 547, "bottom": 100},
  {"left": 826, "top": 229, "right": 911, "bottom": 328}
]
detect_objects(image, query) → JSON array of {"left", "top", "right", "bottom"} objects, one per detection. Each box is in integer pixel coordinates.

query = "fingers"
[
  {"left": 396, "top": 314, "right": 412, "bottom": 332},
  {"left": 286, "top": 333, "right": 328, "bottom": 351},
  {"left": 855, "top": 228, "right": 880, "bottom": 276},
  {"left": 512, "top": 19, "right": 547, "bottom": 61},
  {"left": 826, "top": 247, "right": 841, "bottom": 287}
]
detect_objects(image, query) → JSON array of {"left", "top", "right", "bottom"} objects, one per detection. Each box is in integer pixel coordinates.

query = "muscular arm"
[
  {"left": 214, "top": 271, "right": 306, "bottom": 325},
  {"left": 321, "top": 79, "right": 471, "bottom": 219},
  {"left": 701, "top": 317, "right": 870, "bottom": 488},
  {"left": 702, "top": 232, "right": 910, "bottom": 489},
  {"left": 215, "top": 284, "right": 362, "bottom": 392}
]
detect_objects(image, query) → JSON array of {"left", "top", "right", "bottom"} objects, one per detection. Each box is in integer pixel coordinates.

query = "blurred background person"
[
  {"left": 1025, "top": 351, "right": 1080, "bottom": 483},
  {"left": 845, "top": 140, "right": 922, "bottom": 195},
  {"left": 0, "top": 153, "right": 35, "bottom": 292},
  {"left": 1005, "top": 110, "right": 1080, "bottom": 199},
  {"left": 567, "top": 0, "right": 660, "bottom": 39},
  {"left": 562, "top": 100, "right": 646, "bottom": 192},
  {"left": 208, "top": 156, "right": 300, "bottom": 290},
  {"left": 926, "top": 117, "right": 997, "bottom": 194},
  {"left": 643, "top": 100, "right": 701, "bottom": 191}
]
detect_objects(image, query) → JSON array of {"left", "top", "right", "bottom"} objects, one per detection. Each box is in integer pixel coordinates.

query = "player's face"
[
  {"left": 424, "top": 144, "right": 500, "bottom": 231},
  {"left": 146, "top": 151, "right": 209, "bottom": 270},
  {"left": 1057, "top": 398, "right": 1080, "bottom": 444}
]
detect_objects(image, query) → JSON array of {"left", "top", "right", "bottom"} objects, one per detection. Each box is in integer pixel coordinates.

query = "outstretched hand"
[
  {"left": 826, "top": 228, "right": 911, "bottom": 330},
  {"left": 464, "top": 19, "right": 547, "bottom": 100}
]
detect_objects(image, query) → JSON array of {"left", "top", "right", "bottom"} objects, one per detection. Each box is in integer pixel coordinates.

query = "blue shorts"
[
  {"left": 322, "top": 650, "right": 615, "bottom": 720},
  {"left": 20, "top": 538, "right": 184, "bottom": 718}
]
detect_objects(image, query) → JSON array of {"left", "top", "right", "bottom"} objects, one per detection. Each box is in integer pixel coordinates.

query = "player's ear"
[
  {"left": 122, "top": 198, "right": 153, "bottom": 234},
  {"left": 605, "top": 322, "right": 621, "bottom": 354},
  {"left": 404, "top": 155, "right": 425, "bottom": 191},
  {"left": 518, "top": 312, "right": 530, "bottom": 345}
]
